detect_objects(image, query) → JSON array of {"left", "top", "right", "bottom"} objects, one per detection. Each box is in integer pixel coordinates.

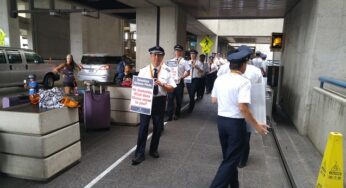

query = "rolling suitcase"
[
  {"left": 2, "top": 95, "right": 30, "bottom": 108},
  {"left": 83, "top": 85, "right": 110, "bottom": 130}
]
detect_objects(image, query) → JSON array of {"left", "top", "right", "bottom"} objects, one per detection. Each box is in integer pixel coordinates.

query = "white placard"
[
  {"left": 166, "top": 60, "right": 179, "bottom": 81},
  {"left": 130, "top": 76, "right": 154, "bottom": 115}
]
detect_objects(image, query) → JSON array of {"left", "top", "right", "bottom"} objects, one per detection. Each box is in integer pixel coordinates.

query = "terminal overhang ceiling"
[
  {"left": 70, "top": 0, "right": 300, "bottom": 19},
  {"left": 172, "top": 0, "right": 301, "bottom": 19}
]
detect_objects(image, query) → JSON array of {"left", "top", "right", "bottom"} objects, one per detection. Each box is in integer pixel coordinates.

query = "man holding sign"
[
  {"left": 132, "top": 46, "right": 176, "bottom": 165},
  {"left": 165, "top": 45, "right": 190, "bottom": 121}
]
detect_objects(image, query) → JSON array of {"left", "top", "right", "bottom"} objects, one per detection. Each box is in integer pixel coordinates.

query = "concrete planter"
[
  {"left": 0, "top": 104, "right": 81, "bottom": 180},
  {"left": 0, "top": 104, "right": 78, "bottom": 134},
  {"left": 0, "top": 142, "right": 81, "bottom": 181},
  {"left": 107, "top": 86, "right": 140, "bottom": 125},
  {"left": 0, "top": 123, "right": 80, "bottom": 157}
]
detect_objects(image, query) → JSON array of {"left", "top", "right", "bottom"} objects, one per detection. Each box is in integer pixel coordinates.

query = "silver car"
[
  {"left": 0, "top": 47, "right": 59, "bottom": 88},
  {"left": 77, "top": 54, "right": 122, "bottom": 83}
]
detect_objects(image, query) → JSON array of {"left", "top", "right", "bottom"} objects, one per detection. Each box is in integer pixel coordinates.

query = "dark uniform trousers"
[
  {"left": 134, "top": 96, "right": 167, "bottom": 158},
  {"left": 206, "top": 72, "right": 217, "bottom": 93},
  {"left": 166, "top": 80, "right": 184, "bottom": 118},
  {"left": 239, "top": 131, "right": 251, "bottom": 166},
  {"left": 198, "top": 76, "right": 206, "bottom": 99},
  {"left": 210, "top": 116, "right": 246, "bottom": 188},
  {"left": 186, "top": 78, "right": 200, "bottom": 112}
]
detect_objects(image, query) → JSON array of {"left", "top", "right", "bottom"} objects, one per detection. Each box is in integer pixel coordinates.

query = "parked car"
[
  {"left": 0, "top": 47, "right": 59, "bottom": 88},
  {"left": 77, "top": 54, "right": 123, "bottom": 83}
]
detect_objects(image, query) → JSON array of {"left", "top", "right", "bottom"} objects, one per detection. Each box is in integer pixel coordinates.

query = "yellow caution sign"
[
  {"left": 199, "top": 36, "right": 214, "bottom": 54},
  {"left": 0, "top": 28, "right": 6, "bottom": 46},
  {"left": 316, "top": 132, "right": 344, "bottom": 188}
]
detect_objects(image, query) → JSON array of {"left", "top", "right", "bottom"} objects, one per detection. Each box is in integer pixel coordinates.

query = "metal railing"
[{"left": 319, "top": 76, "right": 346, "bottom": 89}]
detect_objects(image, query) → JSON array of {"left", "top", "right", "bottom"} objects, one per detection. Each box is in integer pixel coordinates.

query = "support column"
[
  {"left": 70, "top": 13, "right": 124, "bottom": 64},
  {"left": 136, "top": 6, "right": 187, "bottom": 70},
  {"left": 0, "top": 0, "right": 20, "bottom": 47}
]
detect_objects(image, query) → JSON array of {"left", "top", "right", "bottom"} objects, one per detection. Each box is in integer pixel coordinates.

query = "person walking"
[
  {"left": 186, "top": 49, "right": 204, "bottom": 113},
  {"left": 210, "top": 46, "right": 269, "bottom": 188},
  {"left": 166, "top": 45, "right": 190, "bottom": 121}
]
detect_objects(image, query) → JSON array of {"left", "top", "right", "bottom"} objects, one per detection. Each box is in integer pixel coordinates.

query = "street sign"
[{"left": 199, "top": 36, "right": 214, "bottom": 54}]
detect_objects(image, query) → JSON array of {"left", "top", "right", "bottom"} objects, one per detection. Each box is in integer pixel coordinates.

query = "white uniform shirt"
[
  {"left": 214, "top": 57, "right": 226, "bottom": 67},
  {"left": 243, "top": 64, "right": 263, "bottom": 84},
  {"left": 167, "top": 57, "right": 190, "bottom": 84},
  {"left": 207, "top": 63, "right": 218, "bottom": 74},
  {"left": 188, "top": 60, "right": 204, "bottom": 78},
  {"left": 217, "top": 62, "right": 230, "bottom": 77},
  {"left": 138, "top": 64, "right": 177, "bottom": 96},
  {"left": 212, "top": 73, "right": 251, "bottom": 118},
  {"left": 251, "top": 57, "right": 264, "bottom": 70}
]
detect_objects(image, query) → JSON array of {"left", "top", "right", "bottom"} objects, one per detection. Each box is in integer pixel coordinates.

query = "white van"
[{"left": 0, "top": 47, "right": 59, "bottom": 88}]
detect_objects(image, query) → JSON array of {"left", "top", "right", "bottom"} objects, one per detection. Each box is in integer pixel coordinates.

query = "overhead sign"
[
  {"left": 130, "top": 76, "right": 154, "bottom": 115},
  {"left": 200, "top": 36, "right": 214, "bottom": 54},
  {"left": 0, "top": 29, "right": 6, "bottom": 46}
]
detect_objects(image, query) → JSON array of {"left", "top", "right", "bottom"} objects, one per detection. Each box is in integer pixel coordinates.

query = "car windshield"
[{"left": 81, "top": 56, "right": 121, "bottom": 65}]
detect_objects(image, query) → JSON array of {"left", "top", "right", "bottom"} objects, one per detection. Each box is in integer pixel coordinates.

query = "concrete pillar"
[
  {"left": 136, "top": 6, "right": 187, "bottom": 70},
  {"left": 70, "top": 13, "right": 124, "bottom": 64},
  {"left": 280, "top": 0, "right": 346, "bottom": 134},
  {"left": 0, "top": 0, "right": 20, "bottom": 47},
  {"left": 70, "top": 13, "right": 86, "bottom": 64},
  {"left": 211, "top": 35, "right": 218, "bottom": 53}
]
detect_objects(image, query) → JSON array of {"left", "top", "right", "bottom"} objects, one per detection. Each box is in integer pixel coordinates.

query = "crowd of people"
[
  {"left": 130, "top": 44, "right": 269, "bottom": 188},
  {"left": 49, "top": 45, "right": 270, "bottom": 188}
]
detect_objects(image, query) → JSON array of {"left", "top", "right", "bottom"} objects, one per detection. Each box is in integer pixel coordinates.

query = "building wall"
[
  {"left": 281, "top": 0, "right": 346, "bottom": 134},
  {"left": 307, "top": 87, "right": 346, "bottom": 177},
  {"left": 33, "top": 14, "right": 70, "bottom": 59}
]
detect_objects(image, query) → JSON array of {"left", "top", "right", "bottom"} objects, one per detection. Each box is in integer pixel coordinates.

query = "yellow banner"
[{"left": 316, "top": 132, "right": 344, "bottom": 188}]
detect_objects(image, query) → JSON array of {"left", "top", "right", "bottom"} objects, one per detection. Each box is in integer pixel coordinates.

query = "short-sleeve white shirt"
[
  {"left": 217, "top": 62, "right": 230, "bottom": 77},
  {"left": 208, "top": 63, "right": 218, "bottom": 74},
  {"left": 188, "top": 60, "right": 204, "bottom": 78},
  {"left": 211, "top": 73, "right": 251, "bottom": 118},
  {"left": 138, "top": 64, "right": 177, "bottom": 96},
  {"left": 251, "top": 57, "right": 264, "bottom": 70},
  {"left": 243, "top": 64, "right": 263, "bottom": 84}
]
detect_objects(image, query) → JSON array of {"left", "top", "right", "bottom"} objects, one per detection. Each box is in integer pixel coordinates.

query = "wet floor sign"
[{"left": 316, "top": 132, "right": 343, "bottom": 188}]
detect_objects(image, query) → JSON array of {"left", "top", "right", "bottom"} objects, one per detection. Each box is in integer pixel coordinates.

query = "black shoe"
[
  {"left": 165, "top": 117, "right": 173, "bottom": 122},
  {"left": 173, "top": 115, "right": 179, "bottom": 120},
  {"left": 149, "top": 151, "right": 160, "bottom": 158},
  {"left": 238, "top": 163, "right": 246, "bottom": 168},
  {"left": 132, "top": 156, "right": 145, "bottom": 165}
]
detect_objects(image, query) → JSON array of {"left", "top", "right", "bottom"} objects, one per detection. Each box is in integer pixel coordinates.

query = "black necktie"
[{"left": 153, "top": 68, "right": 158, "bottom": 95}]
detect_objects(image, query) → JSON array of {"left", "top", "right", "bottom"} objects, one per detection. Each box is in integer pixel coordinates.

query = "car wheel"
[{"left": 44, "top": 74, "right": 55, "bottom": 89}]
